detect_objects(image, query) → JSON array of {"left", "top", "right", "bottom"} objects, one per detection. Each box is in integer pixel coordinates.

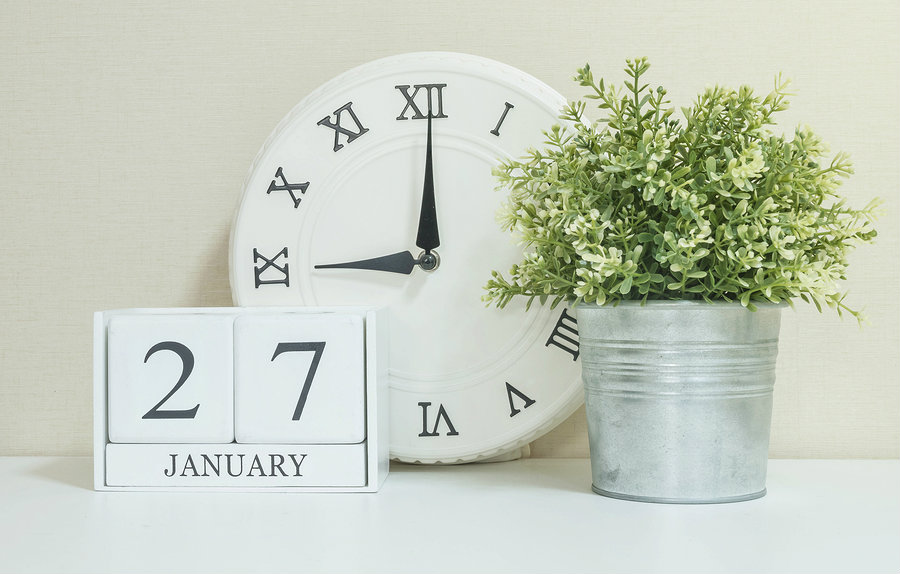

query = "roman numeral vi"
[{"left": 418, "top": 402, "right": 459, "bottom": 437}]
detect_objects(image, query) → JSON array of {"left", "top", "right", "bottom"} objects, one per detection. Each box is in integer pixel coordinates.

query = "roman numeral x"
[{"left": 266, "top": 167, "right": 309, "bottom": 209}]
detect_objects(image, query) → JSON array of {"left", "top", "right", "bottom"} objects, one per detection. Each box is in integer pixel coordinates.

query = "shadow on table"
[
  {"left": 389, "top": 458, "right": 592, "bottom": 494},
  {"left": 29, "top": 457, "right": 93, "bottom": 490},
  {"left": 25, "top": 458, "right": 594, "bottom": 495}
]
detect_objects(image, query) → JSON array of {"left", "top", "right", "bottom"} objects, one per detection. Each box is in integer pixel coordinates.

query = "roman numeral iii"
[{"left": 546, "top": 308, "right": 579, "bottom": 361}]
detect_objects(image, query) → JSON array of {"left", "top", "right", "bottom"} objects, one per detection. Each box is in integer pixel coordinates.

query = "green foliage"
[{"left": 484, "top": 58, "right": 879, "bottom": 319}]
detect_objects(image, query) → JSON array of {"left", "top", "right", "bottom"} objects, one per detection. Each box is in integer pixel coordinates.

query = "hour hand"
[{"left": 315, "top": 251, "right": 419, "bottom": 275}]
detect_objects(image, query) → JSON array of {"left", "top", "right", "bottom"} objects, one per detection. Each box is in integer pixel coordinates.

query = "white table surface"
[{"left": 0, "top": 457, "right": 897, "bottom": 574}]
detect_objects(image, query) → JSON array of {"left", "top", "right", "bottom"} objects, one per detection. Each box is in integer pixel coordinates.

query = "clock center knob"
[{"left": 417, "top": 250, "right": 440, "bottom": 272}]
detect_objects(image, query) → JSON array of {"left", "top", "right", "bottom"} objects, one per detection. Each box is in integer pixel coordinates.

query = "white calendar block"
[
  {"left": 234, "top": 313, "right": 366, "bottom": 444},
  {"left": 107, "top": 314, "right": 235, "bottom": 443},
  {"left": 94, "top": 307, "right": 389, "bottom": 492}
]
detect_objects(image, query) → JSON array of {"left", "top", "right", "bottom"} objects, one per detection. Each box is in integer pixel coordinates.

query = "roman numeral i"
[{"left": 490, "top": 102, "right": 515, "bottom": 136}]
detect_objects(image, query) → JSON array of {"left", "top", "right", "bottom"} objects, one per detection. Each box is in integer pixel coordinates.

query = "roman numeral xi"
[{"left": 317, "top": 102, "right": 369, "bottom": 152}]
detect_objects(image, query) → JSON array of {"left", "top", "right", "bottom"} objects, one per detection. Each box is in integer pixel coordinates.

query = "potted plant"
[{"left": 484, "top": 58, "right": 879, "bottom": 503}]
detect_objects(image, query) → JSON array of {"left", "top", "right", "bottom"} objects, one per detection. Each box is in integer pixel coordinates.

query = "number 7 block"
[{"left": 233, "top": 313, "right": 366, "bottom": 444}]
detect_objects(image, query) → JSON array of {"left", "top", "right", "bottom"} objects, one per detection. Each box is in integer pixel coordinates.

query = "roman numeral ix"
[
  {"left": 253, "top": 247, "right": 289, "bottom": 288},
  {"left": 546, "top": 308, "right": 579, "bottom": 361},
  {"left": 395, "top": 84, "right": 448, "bottom": 120},
  {"left": 317, "top": 101, "right": 369, "bottom": 152}
]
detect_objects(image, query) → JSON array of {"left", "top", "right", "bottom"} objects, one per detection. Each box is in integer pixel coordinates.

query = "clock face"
[{"left": 230, "top": 52, "right": 582, "bottom": 463}]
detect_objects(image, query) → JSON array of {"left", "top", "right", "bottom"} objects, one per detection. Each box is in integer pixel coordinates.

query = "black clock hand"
[
  {"left": 415, "top": 112, "right": 440, "bottom": 253},
  {"left": 315, "top": 251, "right": 419, "bottom": 275},
  {"left": 317, "top": 115, "right": 444, "bottom": 276}
]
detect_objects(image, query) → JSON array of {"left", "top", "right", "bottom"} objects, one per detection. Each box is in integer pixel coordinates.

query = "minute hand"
[{"left": 415, "top": 113, "right": 440, "bottom": 252}]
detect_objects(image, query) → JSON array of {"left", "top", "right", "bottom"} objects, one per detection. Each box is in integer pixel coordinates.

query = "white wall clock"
[{"left": 229, "top": 52, "right": 582, "bottom": 463}]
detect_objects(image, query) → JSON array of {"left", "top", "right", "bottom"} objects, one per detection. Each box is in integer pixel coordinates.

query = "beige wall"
[{"left": 1, "top": 1, "right": 897, "bottom": 458}]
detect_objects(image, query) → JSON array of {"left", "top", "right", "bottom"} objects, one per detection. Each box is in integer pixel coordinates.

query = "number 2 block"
[
  {"left": 234, "top": 314, "right": 366, "bottom": 444},
  {"left": 107, "top": 314, "right": 235, "bottom": 443}
]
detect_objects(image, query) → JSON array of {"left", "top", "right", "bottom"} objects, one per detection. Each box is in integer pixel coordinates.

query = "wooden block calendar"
[{"left": 93, "top": 307, "right": 389, "bottom": 492}]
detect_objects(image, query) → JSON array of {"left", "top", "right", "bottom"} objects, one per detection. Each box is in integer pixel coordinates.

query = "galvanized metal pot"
[{"left": 576, "top": 301, "right": 784, "bottom": 504}]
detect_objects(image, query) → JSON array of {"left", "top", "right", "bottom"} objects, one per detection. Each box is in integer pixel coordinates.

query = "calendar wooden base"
[
  {"left": 94, "top": 307, "right": 389, "bottom": 492},
  {"left": 106, "top": 443, "right": 368, "bottom": 488}
]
